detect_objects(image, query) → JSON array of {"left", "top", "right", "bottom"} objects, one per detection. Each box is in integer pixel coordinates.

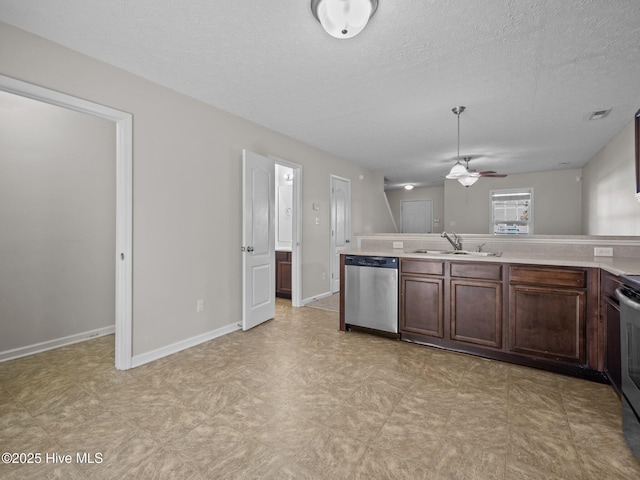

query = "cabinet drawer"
[
  {"left": 401, "top": 259, "right": 444, "bottom": 276},
  {"left": 602, "top": 272, "right": 622, "bottom": 301},
  {"left": 509, "top": 265, "right": 586, "bottom": 288},
  {"left": 450, "top": 262, "right": 502, "bottom": 281},
  {"left": 276, "top": 251, "right": 291, "bottom": 262}
]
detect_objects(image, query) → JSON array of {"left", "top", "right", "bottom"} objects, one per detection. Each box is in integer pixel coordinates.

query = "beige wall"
[
  {"left": 0, "top": 23, "right": 394, "bottom": 357},
  {"left": 0, "top": 91, "right": 115, "bottom": 353},
  {"left": 385, "top": 186, "right": 445, "bottom": 233},
  {"left": 582, "top": 120, "right": 640, "bottom": 235},
  {"left": 443, "top": 169, "right": 583, "bottom": 234}
]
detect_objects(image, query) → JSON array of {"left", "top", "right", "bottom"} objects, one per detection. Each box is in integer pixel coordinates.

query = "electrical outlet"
[
  {"left": 594, "top": 247, "right": 613, "bottom": 257},
  {"left": 393, "top": 241, "right": 404, "bottom": 249},
  {"left": 196, "top": 299, "right": 205, "bottom": 313}
]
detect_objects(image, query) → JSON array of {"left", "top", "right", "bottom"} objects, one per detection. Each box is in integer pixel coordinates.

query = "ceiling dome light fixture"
[
  {"left": 311, "top": 0, "right": 378, "bottom": 39},
  {"left": 404, "top": 184, "right": 414, "bottom": 190}
]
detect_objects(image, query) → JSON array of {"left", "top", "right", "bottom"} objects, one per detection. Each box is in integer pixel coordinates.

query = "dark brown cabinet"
[
  {"left": 509, "top": 285, "right": 585, "bottom": 363},
  {"left": 450, "top": 263, "right": 503, "bottom": 349},
  {"left": 395, "top": 258, "right": 601, "bottom": 378},
  {"left": 399, "top": 259, "right": 444, "bottom": 337},
  {"left": 275, "top": 251, "right": 292, "bottom": 298},
  {"left": 399, "top": 259, "right": 504, "bottom": 348},
  {"left": 508, "top": 265, "right": 588, "bottom": 365},
  {"left": 602, "top": 272, "right": 622, "bottom": 394}
]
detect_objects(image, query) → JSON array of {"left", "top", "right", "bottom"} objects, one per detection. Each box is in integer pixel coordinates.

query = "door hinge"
[{"left": 120, "top": 253, "right": 125, "bottom": 260}]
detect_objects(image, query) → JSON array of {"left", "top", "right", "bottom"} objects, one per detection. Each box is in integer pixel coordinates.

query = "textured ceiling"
[{"left": 1, "top": 0, "right": 640, "bottom": 189}]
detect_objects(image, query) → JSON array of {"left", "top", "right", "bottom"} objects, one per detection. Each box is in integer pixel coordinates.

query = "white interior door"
[
  {"left": 330, "top": 175, "right": 351, "bottom": 293},
  {"left": 242, "top": 150, "right": 275, "bottom": 330},
  {"left": 401, "top": 199, "right": 433, "bottom": 233}
]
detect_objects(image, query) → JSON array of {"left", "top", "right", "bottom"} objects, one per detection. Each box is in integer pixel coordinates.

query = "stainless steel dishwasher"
[{"left": 344, "top": 255, "right": 398, "bottom": 335}]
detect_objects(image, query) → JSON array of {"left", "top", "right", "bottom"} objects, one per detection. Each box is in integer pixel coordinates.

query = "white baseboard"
[
  {"left": 302, "top": 291, "right": 335, "bottom": 306},
  {"left": 0, "top": 325, "right": 115, "bottom": 363},
  {"left": 131, "top": 322, "right": 241, "bottom": 369}
]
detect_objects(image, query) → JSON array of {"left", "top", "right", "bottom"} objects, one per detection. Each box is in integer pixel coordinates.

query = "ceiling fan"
[
  {"left": 462, "top": 157, "right": 507, "bottom": 178},
  {"left": 445, "top": 106, "right": 507, "bottom": 187}
]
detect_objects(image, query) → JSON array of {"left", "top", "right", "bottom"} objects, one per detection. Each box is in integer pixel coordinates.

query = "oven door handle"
[{"left": 617, "top": 287, "right": 640, "bottom": 311}]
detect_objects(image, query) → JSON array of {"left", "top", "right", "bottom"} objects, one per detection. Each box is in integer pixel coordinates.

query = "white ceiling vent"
[{"left": 589, "top": 109, "right": 612, "bottom": 120}]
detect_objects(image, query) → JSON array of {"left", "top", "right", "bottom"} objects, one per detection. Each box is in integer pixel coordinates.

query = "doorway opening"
[
  {"left": 0, "top": 74, "right": 133, "bottom": 370},
  {"left": 242, "top": 150, "right": 302, "bottom": 331},
  {"left": 272, "top": 157, "right": 302, "bottom": 308}
]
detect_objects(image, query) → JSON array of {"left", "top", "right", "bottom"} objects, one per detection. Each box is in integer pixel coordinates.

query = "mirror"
[{"left": 383, "top": 115, "right": 640, "bottom": 237}]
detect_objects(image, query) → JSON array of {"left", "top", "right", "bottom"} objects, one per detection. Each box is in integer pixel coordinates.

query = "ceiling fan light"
[
  {"left": 458, "top": 175, "right": 479, "bottom": 187},
  {"left": 311, "top": 0, "right": 377, "bottom": 39},
  {"left": 445, "top": 161, "right": 468, "bottom": 179}
]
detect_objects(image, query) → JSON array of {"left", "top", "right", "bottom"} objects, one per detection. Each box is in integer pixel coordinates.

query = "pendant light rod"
[
  {"left": 445, "top": 106, "right": 470, "bottom": 180},
  {"left": 452, "top": 106, "right": 465, "bottom": 159}
]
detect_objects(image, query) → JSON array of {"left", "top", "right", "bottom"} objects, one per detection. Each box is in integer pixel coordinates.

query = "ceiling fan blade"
[{"left": 478, "top": 171, "right": 507, "bottom": 177}]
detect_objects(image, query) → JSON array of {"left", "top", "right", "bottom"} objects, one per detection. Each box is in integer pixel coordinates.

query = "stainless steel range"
[{"left": 616, "top": 275, "right": 640, "bottom": 459}]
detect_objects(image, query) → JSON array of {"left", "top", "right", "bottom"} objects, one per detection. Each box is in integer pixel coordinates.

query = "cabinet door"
[
  {"left": 604, "top": 296, "right": 621, "bottom": 394},
  {"left": 400, "top": 276, "right": 444, "bottom": 337},
  {"left": 275, "top": 251, "right": 292, "bottom": 298},
  {"left": 451, "top": 280, "right": 502, "bottom": 348},
  {"left": 509, "top": 285, "right": 586, "bottom": 364}
]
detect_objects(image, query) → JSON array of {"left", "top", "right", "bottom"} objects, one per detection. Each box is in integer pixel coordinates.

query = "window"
[{"left": 490, "top": 188, "right": 533, "bottom": 235}]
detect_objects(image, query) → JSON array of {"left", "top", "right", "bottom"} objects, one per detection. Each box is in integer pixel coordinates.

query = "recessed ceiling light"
[
  {"left": 404, "top": 184, "right": 414, "bottom": 190},
  {"left": 589, "top": 109, "right": 612, "bottom": 120}
]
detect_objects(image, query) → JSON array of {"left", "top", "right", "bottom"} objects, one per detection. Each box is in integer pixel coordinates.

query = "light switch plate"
[
  {"left": 393, "top": 241, "right": 404, "bottom": 249},
  {"left": 594, "top": 247, "right": 613, "bottom": 257},
  {"left": 196, "top": 299, "right": 205, "bottom": 313}
]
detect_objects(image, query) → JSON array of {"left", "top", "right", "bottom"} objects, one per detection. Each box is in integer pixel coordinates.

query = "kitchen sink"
[
  {"left": 410, "top": 249, "right": 501, "bottom": 257},
  {"left": 410, "top": 249, "right": 453, "bottom": 254}
]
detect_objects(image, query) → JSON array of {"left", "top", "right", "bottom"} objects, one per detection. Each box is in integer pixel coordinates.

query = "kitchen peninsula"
[{"left": 340, "top": 234, "right": 640, "bottom": 384}]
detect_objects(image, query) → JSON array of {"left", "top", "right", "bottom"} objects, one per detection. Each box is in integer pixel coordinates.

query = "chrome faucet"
[{"left": 441, "top": 231, "right": 462, "bottom": 250}]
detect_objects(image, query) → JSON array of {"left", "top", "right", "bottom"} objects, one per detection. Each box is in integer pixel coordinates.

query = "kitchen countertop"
[{"left": 341, "top": 248, "right": 640, "bottom": 276}]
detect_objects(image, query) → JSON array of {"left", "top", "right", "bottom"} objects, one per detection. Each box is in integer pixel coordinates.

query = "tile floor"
[{"left": 1, "top": 298, "right": 640, "bottom": 479}]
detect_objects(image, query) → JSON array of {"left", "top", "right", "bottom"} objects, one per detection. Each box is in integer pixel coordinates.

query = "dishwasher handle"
[{"left": 344, "top": 256, "right": 398, "bottom": 268}]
